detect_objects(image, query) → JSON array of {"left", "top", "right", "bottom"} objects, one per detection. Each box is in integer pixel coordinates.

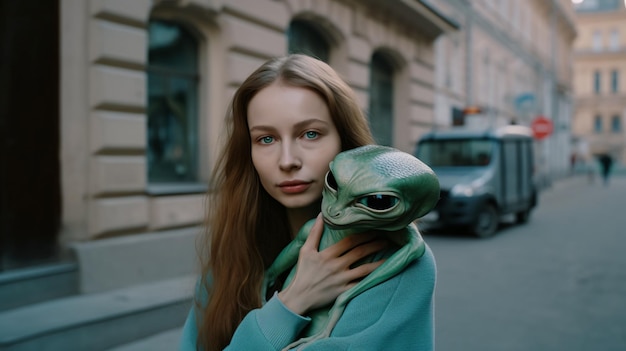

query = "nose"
[
  {"left": 327, "top": 206, "right": 342, "bottom": 218},
  {"left": 279, "top": 142, "right": 302, "bottom": 171}
]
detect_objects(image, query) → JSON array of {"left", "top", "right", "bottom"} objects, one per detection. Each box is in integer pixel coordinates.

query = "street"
[{"left": 424, "top": 175, "right": 626, "bottom": 351}]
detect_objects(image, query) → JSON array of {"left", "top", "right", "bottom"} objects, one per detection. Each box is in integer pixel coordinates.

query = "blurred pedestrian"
[{"left": 598, "top": 153, "right": 614, "bottom": 186}]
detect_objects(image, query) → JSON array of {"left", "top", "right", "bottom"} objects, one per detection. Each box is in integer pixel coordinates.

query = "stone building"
[
  {"left": 0, "top": 0, "right": 461, "bottom": 347},
  {"left": 0, "top": 0, "right": 458, "bottom": 271},
  {"left": 2, "top": 1, "right": 460, "bottom": 348},
  {"left": 69, "top": 0, "right": 459, "bottom": 245},
  {"left": 572, "top": 0, "right": 626, "bottom": 165},
  {"left": 427, "top": 0, "right": 578, "bottom": 185}
]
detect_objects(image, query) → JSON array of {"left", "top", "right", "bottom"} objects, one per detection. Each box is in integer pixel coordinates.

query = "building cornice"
[{"left": 359, "top": 0, "right": 459, "bottom": 40}]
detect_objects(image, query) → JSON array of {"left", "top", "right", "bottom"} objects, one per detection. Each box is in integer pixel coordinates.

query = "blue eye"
[
  {"left": 358, "top": 194, "right": 399, "bottom": 211},
  {"left": 304, "top": 131, "right": 319, "bottom": 139},
  {"left": 260, "top": 136, "right": 274, "bottom": 144}
]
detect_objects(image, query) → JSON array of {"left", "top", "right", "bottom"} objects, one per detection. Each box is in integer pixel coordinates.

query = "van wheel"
[
  {"left": 516, "top": 209, "right": 531, "bottom": 224},
  {"left": 473, "top": 204, "right": 499, "bottom": 238}
]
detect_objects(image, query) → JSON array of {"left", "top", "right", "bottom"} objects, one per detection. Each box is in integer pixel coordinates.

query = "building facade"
[
  {"left": 427, "top": 0, "right": 578, "bottom": 185},
  {"left": 1, "top": 0, "right": 457, "bottom": 270},
  {"left": 572, "top": 0, "right": 626, "bottom": 165}
]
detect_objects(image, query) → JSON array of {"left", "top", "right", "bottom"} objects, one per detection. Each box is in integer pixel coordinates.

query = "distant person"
[{"left": 598, "top": 154, "right": 614, "bottom": 186}]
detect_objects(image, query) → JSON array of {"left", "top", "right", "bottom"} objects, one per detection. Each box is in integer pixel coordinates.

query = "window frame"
[
  {"left": 368, "top": 52, "right": 395, "bottom": 147},
  {"left": 287, "top": 20, "right": 330, "bottom": 63},
  {"left": 146, "top": 19, "right": 204, "bottom": 190},
  {"left": 611, "top": 115, "right": 621, "bottom": 133},
  {"left": 593, "top": 70, "right": 601, "bottom": 94},
  {"left": 594, "top": 115, "right": 603, "bottom": 133}
]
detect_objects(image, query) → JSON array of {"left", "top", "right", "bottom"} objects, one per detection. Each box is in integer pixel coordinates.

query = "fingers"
[
  {"left": 280, "top": 225, "right": 389, "bottom": 314},
  {"left": 343, "top": 259, "right": 386, "bottom": 284}
]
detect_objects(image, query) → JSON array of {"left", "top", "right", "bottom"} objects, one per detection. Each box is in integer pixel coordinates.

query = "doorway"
[{"left": 0, "top": 0, "right": 61, "bottom": 271}]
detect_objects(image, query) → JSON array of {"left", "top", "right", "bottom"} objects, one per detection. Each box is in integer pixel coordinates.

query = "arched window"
[
  {"left": 147, "top": 20, "right": 199, "bottom": 183},
  {"left": 287, "top": 20, "right": 330, "bottom": 62},
  {"left": 369, "top": 52, "right": 394, "bottom": 146}
]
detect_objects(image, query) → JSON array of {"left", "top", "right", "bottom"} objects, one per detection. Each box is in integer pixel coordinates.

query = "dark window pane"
[
  {"left": 594, "top": 115, "right": 603, "bottom": 133},
  {"left": 416, "top": 139, "right": 495, "bottom": 167},
  {"left": 147, "top": 20, "right": 199, "bottom": 183},
  {"left": 594, "top": 70, "right": 601, "bottom": 94},
  {"left": 287, "top": 20, "right": 330, "bottom": 62},
  {"left": 369, "top": 52, "right": 394, "bottom": 146},
  {"left": 611, "top": 115, "right": 621, "bottom": 132}
]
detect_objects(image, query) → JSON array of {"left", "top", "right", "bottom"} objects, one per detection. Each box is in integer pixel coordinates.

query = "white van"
[{"left": 415, "top": 125, "right": 537, "bottom": 237}]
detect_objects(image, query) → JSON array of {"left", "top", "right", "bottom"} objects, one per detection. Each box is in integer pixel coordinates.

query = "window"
[
  {"left": 287, "top": 20, "right": 330, "bottom": 62},
  {"left": 609, "top": 29, "right": 619, "bottom": 51},
  {"left": 416, "top": 139, "right": 495, "bottom": 168},
  {"left": 368, "top": 52, "right": 394, "bottom": 146},
  {"left": 594, "top": 70, "right": 601, "bottom": 94},
  {"left": 611, "top": 70, "right": 619, "bottom": 93},
  {"left": 592, "top": 30, "right": 602, "bottom": 52},
  {"left": 594, "top": 115, "right": 603, "bottom": 133},
  {"left": 611, "top": 115, "right": 621, "bottom": 132},
  {"left": 147, "top": 20, "right": 200, "bottom": 183},
  {"left": 452, "top": 107, "right": 464, "bottom": 126}
]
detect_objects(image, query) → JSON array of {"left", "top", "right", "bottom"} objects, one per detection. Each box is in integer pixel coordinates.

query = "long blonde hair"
[{"left": 198, "top": 54, "right": 375, "bottom": 350}]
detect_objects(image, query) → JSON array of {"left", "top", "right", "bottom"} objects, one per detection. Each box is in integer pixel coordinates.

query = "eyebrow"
[{"left": 249, "top": 118, "right": 331, "bottom": 133}]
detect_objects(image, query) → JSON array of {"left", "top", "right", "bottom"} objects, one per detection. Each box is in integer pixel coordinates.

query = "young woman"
[{"left": 180, "top": 54, "right": 436, "bottom": 351}]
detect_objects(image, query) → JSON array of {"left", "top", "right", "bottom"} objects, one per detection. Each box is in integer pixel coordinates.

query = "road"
[{"left": 424, "top": 175, "right": 626, "bottom": 351}]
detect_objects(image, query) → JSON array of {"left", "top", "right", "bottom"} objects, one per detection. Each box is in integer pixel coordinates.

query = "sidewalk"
[{"left": 539, "top": 172, "right": 625, "bottom": 203}]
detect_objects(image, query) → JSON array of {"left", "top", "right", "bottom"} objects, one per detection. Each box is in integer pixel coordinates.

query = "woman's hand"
[{"left": 278, "top": 213, "right": 388, "bottom": 316}]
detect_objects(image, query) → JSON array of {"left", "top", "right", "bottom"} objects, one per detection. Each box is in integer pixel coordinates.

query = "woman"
[{"left": 181, "top": 54, "right": 436, "bottom": 351}]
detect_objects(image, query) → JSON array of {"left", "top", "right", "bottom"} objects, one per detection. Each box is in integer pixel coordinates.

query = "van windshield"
[{"left": 416, "top": 139, "right": 495, "bottom": 167}]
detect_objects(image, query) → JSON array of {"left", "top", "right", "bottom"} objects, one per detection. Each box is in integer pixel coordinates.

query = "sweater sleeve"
[
  {"left": 225, "top": 293, "right": 311, "bottom": 350},
  {"left": 179, "top": 290, "right": 311, "bottom": 351}
]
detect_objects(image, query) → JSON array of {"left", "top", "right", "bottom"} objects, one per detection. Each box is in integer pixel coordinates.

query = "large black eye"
[
  {"left": 325, "top": 171, "right": 338, "bottom": 191},
  {"left": 358, "top": 194, "right": 399, "bottom": 210}
]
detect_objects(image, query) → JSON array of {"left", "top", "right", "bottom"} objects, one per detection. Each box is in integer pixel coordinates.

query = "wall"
[
  {"left": 58, "top": 0, "right": 454, "bottom": 247},
  {"left": 572, "top": 3, "right": 626, "bottom": 164},
  {"left": 431, "top": 0, "right": 577, "bottom": 183}
]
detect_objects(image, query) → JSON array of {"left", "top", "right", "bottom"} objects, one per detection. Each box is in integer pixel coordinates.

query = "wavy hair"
[{"left": 198, "top": 54, "right": 375, "bottom": 350}]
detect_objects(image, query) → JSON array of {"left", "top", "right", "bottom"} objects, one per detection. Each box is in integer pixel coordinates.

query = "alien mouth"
[
  {"left": 322, "top": 216, "right": 358, "bottom": 228},
  {"left": 323, "top": 216, "right": 390, "bottom": 230}
]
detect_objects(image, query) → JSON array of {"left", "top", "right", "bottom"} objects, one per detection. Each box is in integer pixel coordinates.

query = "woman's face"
[{"left": 248, "top": 82, "right": 341, "bottom": 210}]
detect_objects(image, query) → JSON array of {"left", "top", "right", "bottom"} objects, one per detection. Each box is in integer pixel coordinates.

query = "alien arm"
[
  {"left": 282, "top": 224, "right": 427, "bottom": 350},
  {"left": 263, "top": 219, "right": 316, "bottom": 300},
  {"left": 290, "top": 244, "right": 436, "bottom": 351},
  {"left": 338, "top": 223, "right": 425, "bottom": 302}
]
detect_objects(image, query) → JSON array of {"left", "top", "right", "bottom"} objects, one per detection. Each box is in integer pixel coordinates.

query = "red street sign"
[{"left": 531, "top": 116, "right": 553, "bottom": 140}]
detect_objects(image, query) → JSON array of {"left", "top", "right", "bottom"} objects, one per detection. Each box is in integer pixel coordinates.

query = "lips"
[{"left": 278, "top": 180, "right": 312, "bottom": 194}]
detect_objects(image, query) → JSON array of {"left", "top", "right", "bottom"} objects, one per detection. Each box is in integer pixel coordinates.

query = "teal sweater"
[{"left": 180, "top": 245, "right": 436, "bottom": 350}]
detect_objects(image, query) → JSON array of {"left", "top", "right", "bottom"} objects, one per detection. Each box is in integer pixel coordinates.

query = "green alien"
[{"left": 263, "top": 144, "right": 440, "bottom": 350}]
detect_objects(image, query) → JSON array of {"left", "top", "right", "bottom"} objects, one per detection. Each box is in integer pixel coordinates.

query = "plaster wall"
[{"left": 59, "top": 0, "right": 446, "bottom": 245}]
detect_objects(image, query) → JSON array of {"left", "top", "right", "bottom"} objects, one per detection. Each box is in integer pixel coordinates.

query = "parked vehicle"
[{"left": 415, "top": 125, "right": 537, "bottom": 237}]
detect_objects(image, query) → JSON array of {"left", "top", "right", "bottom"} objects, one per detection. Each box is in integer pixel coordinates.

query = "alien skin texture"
[{"left": 263, "top": 144, "right": 440, "bottom": 351}]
